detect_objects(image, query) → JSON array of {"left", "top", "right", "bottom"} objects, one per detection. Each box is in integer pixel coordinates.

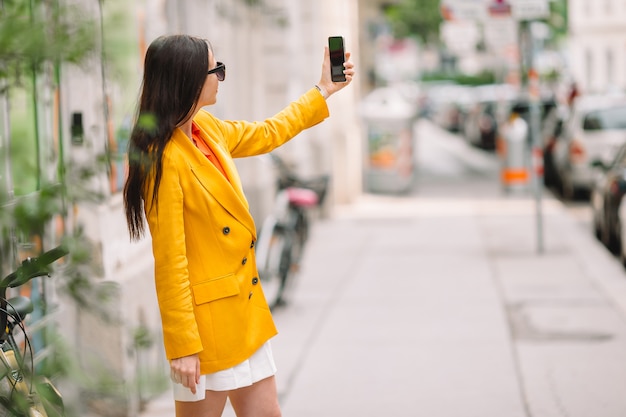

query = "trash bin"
[
  {"left": 360, "top": 87, "right": 417, "bottom": 194},
  {"left": 497, "top": 104, "right": 530, "bottom": 193}
]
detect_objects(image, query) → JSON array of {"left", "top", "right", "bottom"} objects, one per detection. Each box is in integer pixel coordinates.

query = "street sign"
[
  {"left": 440, "top": 0, "right": 550, "bottom": 22},
  {"left": 440, "top": 0, "right": 487, "bottom": 21},
  {"left": 441, "top": 20, "right": 481, "bottom": 54},
  {"left": 488, "top": 0, "right": 512, "bottom": 17},
  {"left": 484, "top": 16, "right": 518, "bottom": 53},
  {"left": 511, "top": 0, "right": 550, "bottom": 20}
]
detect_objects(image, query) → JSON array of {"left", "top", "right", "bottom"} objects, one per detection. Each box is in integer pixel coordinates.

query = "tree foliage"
[
  {"left": 0, "top": 0, "right": 96, "bottom": 83},
  {"left": 547, "top": 0, "right": 568, "bottom": 44},
  {"left": 384, "top": 0, "right": 568, "bottom": 47},
  {"left": 383, "top": 0, "right": 443, "bottom": 44}
]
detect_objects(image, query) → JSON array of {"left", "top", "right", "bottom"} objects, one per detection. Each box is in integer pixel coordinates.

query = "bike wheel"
[
  {"left": 258, "top": 226, "right": 291, "bottom": 309},
  {"left": 291, "top": 210, "right": 308, "bottom": 266}
]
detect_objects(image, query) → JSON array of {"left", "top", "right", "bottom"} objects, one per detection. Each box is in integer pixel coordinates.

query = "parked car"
[
  {"left": 540, "top": 103, "right": 568, "bottom": 188},
  {"left": 552, "top": 95, "right": 626, "bottom": 200},
  {"left": 618, "top": 194, "right": 626, "bottom": 269},
  {"left": 463, "top": 84, "right": 517, "bottom": 150},
  {"left": 418, "top": 81, "right": 457, "bottom": 120},
  {"left": 590, "top": 143, "right": 626, "bottom": 254},
  {"left": 464, "top": 100, "right": 500, "bottom": 149},
  {"left": 507, "top": 97, "right": 564, "bottom": 187},
  {"left": 428, "top": 84, "right": 474, "bottom": 132}
]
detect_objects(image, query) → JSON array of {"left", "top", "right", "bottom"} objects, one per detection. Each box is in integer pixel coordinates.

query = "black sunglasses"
[{"left": 208, "top": 62, "right": 226, "bottom": 81}]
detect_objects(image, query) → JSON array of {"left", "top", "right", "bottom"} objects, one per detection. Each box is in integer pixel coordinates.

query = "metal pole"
[
  {"left": 520, "top": 20, "right": 544, "bottom": 254},
  {"left": 530, "top": 78, "right": 544, "bottom": 255}
]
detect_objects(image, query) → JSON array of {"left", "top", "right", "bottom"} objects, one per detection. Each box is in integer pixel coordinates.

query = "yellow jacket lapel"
[{"left": 171, "top": 130, "right": 257, "bottom": 238}]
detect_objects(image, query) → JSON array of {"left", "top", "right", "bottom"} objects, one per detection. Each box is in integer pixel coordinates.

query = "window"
[
  {"left": 607, "top": 49, "right": 614, "bottom": 84},
  {"left": 583, "top": 105, "right": 626, "bottom": 131},
  {"left": 585, "top": 49, "right": 594, "bottom": 91}
]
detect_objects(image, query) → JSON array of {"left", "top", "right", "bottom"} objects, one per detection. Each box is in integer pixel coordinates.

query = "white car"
[{"left": 552, "top": 94, "right": 626, "bottom": 199}]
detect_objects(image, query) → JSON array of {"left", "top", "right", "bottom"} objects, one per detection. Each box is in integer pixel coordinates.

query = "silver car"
[{"left": 553, "top": 95, "right": 626, "bottom": 200}]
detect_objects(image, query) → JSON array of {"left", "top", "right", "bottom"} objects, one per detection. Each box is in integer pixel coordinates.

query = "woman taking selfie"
[{"left": 123, "top": 34, "right": 354, "bottom": 417}]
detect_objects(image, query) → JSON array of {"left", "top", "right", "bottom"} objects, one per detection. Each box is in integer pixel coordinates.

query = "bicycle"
[
  {"left": 0, "top": 246, "right": 68, "bottom": 417},
  {"left": 255, "top": 153, "right": 329, "bottom": 308}
]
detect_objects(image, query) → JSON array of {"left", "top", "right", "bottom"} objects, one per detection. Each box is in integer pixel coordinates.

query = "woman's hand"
[
  {"left": 318, "top": 46, "right": 355, "bottom": 99},
  {"left": 170, "top": 354, "right": 201, "bottom": 394}
]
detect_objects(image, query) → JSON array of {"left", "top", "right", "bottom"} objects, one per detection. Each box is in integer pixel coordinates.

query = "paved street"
[{"left": 141, "top": 119, "right": 626, "bottom": 416}]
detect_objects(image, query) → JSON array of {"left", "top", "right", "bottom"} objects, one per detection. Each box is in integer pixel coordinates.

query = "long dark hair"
[{"left": 123, "top": 34, "right": 210, "bottom": 240}]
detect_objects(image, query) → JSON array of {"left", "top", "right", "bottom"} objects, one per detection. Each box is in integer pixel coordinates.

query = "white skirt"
[{"left": 173, "top": 340, "right": 277, "bottom": 402}]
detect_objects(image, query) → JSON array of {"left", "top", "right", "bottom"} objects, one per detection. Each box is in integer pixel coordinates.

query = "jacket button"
[
  {"left": 222, "top": 227, "right": 230, "bottom": 235},
  {"left": 242, "top": 257, "right": 248, "bottom": 265},
  {"left": 250, "top": 240, "right": 255, "bottom": 248},
  {"left": 252, "top": 277, "right": 259, "bottom": 285}
]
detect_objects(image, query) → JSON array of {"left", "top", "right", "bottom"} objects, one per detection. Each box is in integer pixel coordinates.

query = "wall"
[{"left": 568, "top": 0, "right": 626, "bottom": 94}]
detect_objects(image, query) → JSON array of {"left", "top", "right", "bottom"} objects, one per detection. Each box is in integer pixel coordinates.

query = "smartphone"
[{"left": 328, "top": 36, "right": 346, "bottom": 82}]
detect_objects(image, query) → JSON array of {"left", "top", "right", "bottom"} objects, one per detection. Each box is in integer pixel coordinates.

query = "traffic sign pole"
[
  {"left": 519, "top": 19, "right": 545, "bottom": 254},
  {"left": 515, "top": 0, "right": 549, "bottom": 254}
]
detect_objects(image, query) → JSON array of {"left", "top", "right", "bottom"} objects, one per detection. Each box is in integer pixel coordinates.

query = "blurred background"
[{"left": 2, "top": 0, "right": 626, "bottom": 415}]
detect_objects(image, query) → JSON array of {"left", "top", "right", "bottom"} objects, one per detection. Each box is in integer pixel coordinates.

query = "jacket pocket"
[{"left": 192, "top": 274, "right": 240, "bottom": 305}]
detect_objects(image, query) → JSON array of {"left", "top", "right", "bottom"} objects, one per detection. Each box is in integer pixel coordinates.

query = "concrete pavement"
[{"left": 140, "top": 125, "right": 626, "bottom": 417}]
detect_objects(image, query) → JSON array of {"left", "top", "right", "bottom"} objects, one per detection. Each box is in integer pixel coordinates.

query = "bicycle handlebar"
[
  {"left": 0, "top": 245, "right": 69, "bottom": 290},
  {"left": 0, "top": 245, "right": 68, "bottom": 343},
  {"left": 269, "top": 153, "right": 330, "bottom": 203}
]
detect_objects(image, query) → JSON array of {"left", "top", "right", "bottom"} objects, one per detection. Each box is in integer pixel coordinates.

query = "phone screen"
[{"left": 328, "top": 36, "right": 346, "bottom": 82}]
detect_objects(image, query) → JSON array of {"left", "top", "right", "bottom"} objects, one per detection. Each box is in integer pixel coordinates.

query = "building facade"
[{"left": 568, "top": 0, "right": 626, "bottom": 94}]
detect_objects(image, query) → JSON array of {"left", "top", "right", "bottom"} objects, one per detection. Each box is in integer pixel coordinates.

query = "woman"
[{"left": 123, "top": 34, "right": 354, "bottom": 417}]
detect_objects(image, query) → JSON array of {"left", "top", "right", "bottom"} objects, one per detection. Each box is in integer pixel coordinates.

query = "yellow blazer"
[{"left": 144, "top": 88, "right": 329, "bottom": 374}]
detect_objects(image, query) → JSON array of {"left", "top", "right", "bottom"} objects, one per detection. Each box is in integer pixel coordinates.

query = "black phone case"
[{"left": 329, "top": 36, "right": 346, "bottom": 82}]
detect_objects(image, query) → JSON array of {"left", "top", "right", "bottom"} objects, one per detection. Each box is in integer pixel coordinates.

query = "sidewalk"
[{"left": 140, "top": 181, "right": 626, "bottom": 416}]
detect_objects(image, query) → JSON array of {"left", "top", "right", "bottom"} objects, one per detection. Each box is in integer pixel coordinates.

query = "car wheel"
[
  {"left": 543, "top": 153, "right": 557, "bottom": 187},
  {"left": 620, "top": 241, "right": 626, "bottom": 270},
  {"left": 561, "top": 173, "right": 577, "bottom": 201},
  {"left": 257, "top": 225, "right": 291, "bottom": 309},
  {"left": 592, "top": 211, "right": 602, "bottom": 240},
  {"left": 616, "top": 230, "right": 623, "bottom": 256},
  {"left": 607, "top": 215, "right": 623, "bottom": 255},
  {"left": 603, "top": 223, "right": 621, "bottom": 254}
]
